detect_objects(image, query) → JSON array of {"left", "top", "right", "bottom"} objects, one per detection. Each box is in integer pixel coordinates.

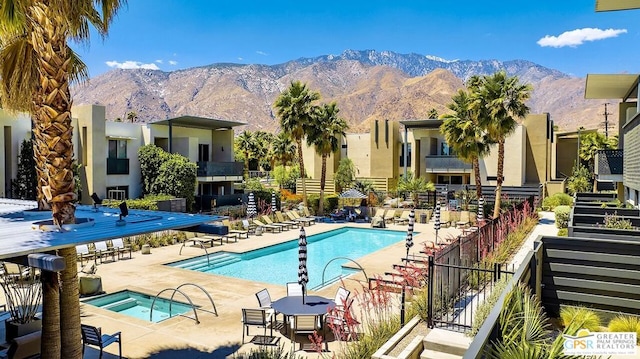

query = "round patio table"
[{"left": 271, "top": 295, "right": 335, "bottom": 316}]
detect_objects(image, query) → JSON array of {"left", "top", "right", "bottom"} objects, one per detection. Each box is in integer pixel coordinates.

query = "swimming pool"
[
  {"left": 167, "top": 227, "right": 408, "bottom": 289},
  {"left": 83, "top": 290, "right": 195, "bottom": 323}
]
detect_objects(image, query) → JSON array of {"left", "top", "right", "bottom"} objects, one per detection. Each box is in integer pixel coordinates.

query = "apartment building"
[{"left": 1, "top": 104, "right": 244, "bottom": 205}]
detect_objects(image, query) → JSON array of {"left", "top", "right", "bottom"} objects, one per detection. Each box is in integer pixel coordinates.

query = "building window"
[
  {"left": 198, "top": 144, "right": 210, "bottom": 162},
  {"left": 440, "top": 142, "right": 456, "bottom": 156},
  {"left": 400, "top": 143, "right": 412, "bottom": 167},
  {"left": 108, "top": 140, "right": 127, "bottom": 159},
  {"left": 106, "top": 186, "right": 128, "bottom": 200}
]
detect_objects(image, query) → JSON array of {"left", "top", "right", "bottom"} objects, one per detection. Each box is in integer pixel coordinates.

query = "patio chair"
[
  {"left": 393, "top": 211, "right": 411, "bottom": 225},
  {"left": 384, "top": 210, "right": 398, "bottom": 223},
  {"left": 290, "top": 315, "right": 324, "bottom": 351},
  {"left": 252, "top": 219, "right": 281, "bottom": 233},
  {"left": 255, "top": 288, "right": 280, "bottom": 323},
  {"left": 325, "top": 298, "right": 359, "bottom": 341},
  {"left": 241, "top": 308, "right": 272, "bottom": 344},
  {"left": 334, "top": 286, "right": 351, "bottom": 309},
  {"left": 286, "top": 282, "right": 304, "bottom": 297},
  {"left": 242, "top": 219, "right": 257, "bottom": 235},
  {"left": 275, "top": 211, "right": 299, "bottom": 228},
  {"left": 456, "top": 211, "right": 471, "bottom": 228},
  {"left": 111, "top": 238, "right": 132, "bottom": 260},
  {"left": 221, "top": 219, "right": 249, "bottom": 239},
  {"left": 81, "top": 324, "right": 122, "bottom": 359},
  {"left": 94, "top": 241, "right": 116, "bottom": 264},
  {"left": 76, "top": 244, "right": 96, "bottom": 265},
  {"left": 261, "top": 215, "right": 291, "bottom": 231}
]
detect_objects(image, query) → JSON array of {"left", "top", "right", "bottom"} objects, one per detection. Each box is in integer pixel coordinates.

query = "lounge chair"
[
  {"left": 94, "top": 241, "right": 116, "bottom": 263},
  {"left": 222, "top": 219, "right": 249, "bottom": 239},
  {"left": 261, "top": 215, "right": 291, "bottom": 231},
  {"left": 275, "top": 211, "right": 300, "bottom": 228},
  {"left": 196, "top": 233, "right": 225, "bottom": 246},
  {"left": 111, "top": 238, "right": 132, "bottom": 260},
  {"left": 253, "top": 219, "right": 281, "bottom": 233},
  {"left": 393, "top": 211, "right": 411, "bottom": 225},
  {"left": 372, "top": 209, "right": 385, "bottom": 220},
  {"left": 76, "top": 244, "right": 96, "bottom": 265},
  {"left": 439, "top": 210, "right": 451, "bottom": 228},
  {"left": 384, "top": 210, "right": 398, "bottom": 223},
  {"left": 242, "top": 219, "right": 257, "bottom": 235},
  {"left": 456, "top": 211, "right": 471, "bottom": 228},
  {"left": 288, "top": 211, "right": 315, "bottom": 225}
]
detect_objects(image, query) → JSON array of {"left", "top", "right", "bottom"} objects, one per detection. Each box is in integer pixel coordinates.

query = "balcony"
[
  {"left": 197, "top": 161, "right": 244, "bottom": 179},
  {"left": 424, "top": 155, "right": 471, "bottom": 173},
  {"left": 594, "top": 149, "right": 623, "bottom": 182},
  {"left": 106, "top": 158, "right": 129, "bottom": 175}
]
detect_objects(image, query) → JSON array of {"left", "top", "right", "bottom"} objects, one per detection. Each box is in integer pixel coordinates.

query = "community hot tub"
[{"left": 83, "top": 290, "right": 196, "bottom": 323}]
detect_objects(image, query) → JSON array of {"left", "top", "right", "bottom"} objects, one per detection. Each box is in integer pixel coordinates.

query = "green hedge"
[
  {"left": 307, "top": 194, "right": 339, "bottom": 214},
  {"left": 554, "top": 205, "right": 571, "bottom": 229},
  {"left": 542, "top": 193, "right": 573, "bottom": 210}
]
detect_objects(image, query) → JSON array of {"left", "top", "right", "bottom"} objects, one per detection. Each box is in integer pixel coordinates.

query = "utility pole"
[{"left": 602, "top": 103, "right": 612, "bottom": 138}]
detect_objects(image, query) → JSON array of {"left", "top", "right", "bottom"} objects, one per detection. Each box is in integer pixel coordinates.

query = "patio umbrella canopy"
[
  {"left": 298, "top": 227, "right": 308, "bottom": 303},
  {"left": 434, "top": 201, "right": 441, "bottom": 245},
  {"left": 477, "top": 197, "right": 484, "bottom": 224},
  {"left": 338, "top": 189, "right": 367, "bottom": 199},
  {"left": 271, "top": 192, "right": 277, "bottom": 213},
  {"left": 247, "top": 192, "right": 257, "bottom": 218},
  {"left": 406, "top": 209, "right": 415, "bottom": 256}
]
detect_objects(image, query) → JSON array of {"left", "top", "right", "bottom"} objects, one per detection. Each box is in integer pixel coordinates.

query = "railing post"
[{"left": 427, "top": 255, "right": 434, "bottom": 328}]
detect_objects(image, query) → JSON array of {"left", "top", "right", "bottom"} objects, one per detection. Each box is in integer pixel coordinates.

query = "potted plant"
[{"left": 0, "top": 264, "right": 42, "bottom": 342}]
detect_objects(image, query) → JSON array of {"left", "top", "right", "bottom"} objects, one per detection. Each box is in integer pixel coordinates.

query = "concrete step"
[
  {"left": 422, "top": 328, "right": 472, "bottom": 357},
  {"left": 420, "top": 349, "right": 462, "bottom": 359}
]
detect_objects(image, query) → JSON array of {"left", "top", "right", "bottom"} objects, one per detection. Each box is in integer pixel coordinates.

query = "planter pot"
[
  {"left": 5, "top": 318, "right": 42, "bottom": 342},
  {"left": 141, "top": 244, "right": 151, "bottom": 255},
  {"left": 255, "top": 227, "right": 263, "bottom": 236}
]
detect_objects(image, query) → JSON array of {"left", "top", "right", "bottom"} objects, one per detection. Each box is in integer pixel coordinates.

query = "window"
[
  {"left": 198, "top": 144, "right": 210, "bottom": 162},
  {"left": 108, "top": 140, "right": 127, "bottom": 159},
  {"left": 400, "top": 143, "right": 412, "bottom": 167}
]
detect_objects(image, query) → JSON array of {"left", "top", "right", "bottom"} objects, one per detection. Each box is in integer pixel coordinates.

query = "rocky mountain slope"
[{"left": 73, "top": 50, "right": 616, "bottom": 133}]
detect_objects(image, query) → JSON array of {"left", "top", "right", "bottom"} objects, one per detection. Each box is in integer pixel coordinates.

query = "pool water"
[
  {"left": 167, "top": 227, "right": 408, "bottom": 289},
  {"left": 83, "top": 290, "right": 194, "bottom": 323}
]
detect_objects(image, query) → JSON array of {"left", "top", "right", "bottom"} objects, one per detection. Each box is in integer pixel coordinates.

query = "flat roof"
[
  {"left": 595, "top": 0, "right": 640, "bottom": 11},
  {"left": 585, "top": 74, "right": 639, "bottom": 100},
  {"left": 152, "top": 115, "right": 246, "bottom": 130},
  {"left": 399, "top": 119, "right": 443, "bottom": 129},
  {"left": 0, "top": 199, "right": 219, "bottom": 260}
]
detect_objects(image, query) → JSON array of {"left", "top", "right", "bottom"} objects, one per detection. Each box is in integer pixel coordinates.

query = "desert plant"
[
  {"left": 567, "top": 162, "right": 593, "bottom": 195},
  {"left": 469, "top": 277, "right": 510, "bottom": 336},
  {"left": 554, "top": 205, "right": 571, "bottom": 229},
  {"left": 233, "top": 344, "right": 300, "bottom": 359},
  {"left": 608, "top": 315, "right": 640, "bottom": 344},
  {"left": 557, "top": 228, "right": 568, "bottom": 236},
  {"left": 560, "top": 306, "right": 602, "bottom": 332},
  {"left": 602, "top": 212, "right": 634, "bottom": 230},
  {"left": 542, "top": 193, "right": 573, "bottom": 210}
]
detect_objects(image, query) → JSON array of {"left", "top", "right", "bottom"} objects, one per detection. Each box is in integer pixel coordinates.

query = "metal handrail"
[
  {"left": 150, "top": 288, "right": 200, "bottom": 324},
  {"left": 179, "top": 241, "right": 210, "bottom": 266},
  {"left": 172, "top": 283, "right": 218, "bottom": 316},
  {"left": 320, "top": 257, "right": 368, "bottom": 288}
]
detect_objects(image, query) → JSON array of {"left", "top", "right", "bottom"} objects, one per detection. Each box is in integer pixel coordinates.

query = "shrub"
[
  {"left": 608, "top": 316, "right": 640, "bottom": 344},
  {"left": 560, "top": 306, "right": 602, "bottom": 332},
  {"left": 557, "top": 228, "right": 568, "bottom": 236},
  {"left": 542, "top": 193, "right": 573, "bottom": 210},
  {"left": 554, "top": 205, "right": 571, "bottom": 229},
  {"left": 603, "top": 212, "right": 634, "bottom": 230},
  {"left": 469, "top": 278, "right": 510, "bottom": 337}
]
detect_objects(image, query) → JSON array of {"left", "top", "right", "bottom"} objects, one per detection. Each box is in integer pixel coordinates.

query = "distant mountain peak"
[{"left": 425, "top": 55, "right": 459, "bottom": 63}]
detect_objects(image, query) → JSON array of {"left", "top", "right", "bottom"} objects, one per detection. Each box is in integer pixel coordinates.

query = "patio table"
[{"left": 271, "top": 295, "right": 335, "bottom": 316}]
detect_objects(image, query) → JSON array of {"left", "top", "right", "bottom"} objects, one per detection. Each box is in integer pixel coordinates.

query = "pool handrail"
[
  {"left": 320, "top": 257, "right": 368, "bottom": 288},
  {"left": 150, "top": 288, "right": 200, "bottom": 324},
  {"left": 178, "top": 240, "right": 211, "bottom": 266},
  {"left": 172, "top": 283, "right": 218, "bottom": 317}
]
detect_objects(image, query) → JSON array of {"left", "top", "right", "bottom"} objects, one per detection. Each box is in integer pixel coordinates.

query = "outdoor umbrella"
[
  {"left": 434, "top": 201, "right": 441, "bottom": 245},
  {"left": 338, "top": 188, "right": 367, "bottom": 199},
  {"left": 477, "top": 197, "right": 484, "bottom": 225},
  {"left": 271, "top": 191, "right": 278, "bottom": 213},
  {"left": 405, "top": 209, "right": 415, "bottom": 257},
  {"left": 247, "top": 192, "right": 257, "bottom": 218},
  {"left": 298, "top": 226, "right": 309, "bottom": 303}
]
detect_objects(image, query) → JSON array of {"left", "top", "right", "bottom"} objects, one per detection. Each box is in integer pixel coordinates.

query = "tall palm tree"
[
  {"left": 274, "top": 81, "right": 320, "bottom": 206},
  {"left": 441, "top": 89, "right": 493, "bottom": 200},
  {"left": 472, "top": 71, "right": 531, "bottom": 218},
  {"left": 307, "top": 102, "right": 348, "bottom": 215},
  {"left": 126, "top": 111, "right": 138, "bottom": 122},
  {"left": 253, "top": 131, "right": 274, "bottom": 171},
  {"left": 272, "top": 131, "right": 296, "bottom": 168},
  {"left": 0, "top": 1, "right": 125, "bottom": 357},
  {"left": 236, "top": 130, "right": 255, "bottom": 179}
]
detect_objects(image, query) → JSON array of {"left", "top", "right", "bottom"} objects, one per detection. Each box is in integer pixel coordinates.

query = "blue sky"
[{"left": 73, "top": 0, "right": 640, "bottom": 78}]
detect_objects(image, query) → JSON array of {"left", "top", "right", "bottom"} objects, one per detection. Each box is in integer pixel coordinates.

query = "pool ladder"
[{"left": 149, "top": 283, "right": 218, "bottom": 324}]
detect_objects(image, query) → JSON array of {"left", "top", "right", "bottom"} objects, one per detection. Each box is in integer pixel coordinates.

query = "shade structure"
[
  {"left": 405, "top": 209, "right": 415, "bottom": 255},
  {"left": 298, "top": 227, "right": 309, "bottom": 303},
  {"left": 271, "top": 192, "right": 277, "bottom": 213},
  {"left": 477, "top": 197, "right": 484, "bottom": 224},
  {"left": 247, "top": 192, "right": 257, "bottom": 218},
  {"left": 434, "top": 201, "right": 441, "bottom": 245},
  {"left": 338, "top": 188, "right": 367, "bottom": 199}
]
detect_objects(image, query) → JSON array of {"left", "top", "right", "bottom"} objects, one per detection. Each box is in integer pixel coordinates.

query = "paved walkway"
[{"left": 509, "top": 210, "right": 558, "bottom": 267}]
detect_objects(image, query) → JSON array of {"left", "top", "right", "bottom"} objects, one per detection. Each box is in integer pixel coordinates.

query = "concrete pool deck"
[{"left": 10, "top": 219, "right": 464, "bottom": 358}]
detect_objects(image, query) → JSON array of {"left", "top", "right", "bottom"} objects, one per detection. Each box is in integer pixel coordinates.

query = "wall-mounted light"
[{"left": 221, "top": 146, "right": 224, "bottom": 152}]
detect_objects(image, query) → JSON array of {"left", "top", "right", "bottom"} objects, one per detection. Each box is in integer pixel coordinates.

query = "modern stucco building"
[{"left": 1, "top": 104, "right": 244, "bottom": 206}]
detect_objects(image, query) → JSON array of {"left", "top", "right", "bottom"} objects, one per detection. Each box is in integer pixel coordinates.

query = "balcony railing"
[
  {"left": 425, "top": 155, "right": 471, "bottom": 172},
  {"left": 595, "top": 149, "right": 623, "bottom": 176},
  {"left": 106, "top": 158, "right": 129, "bottom": 175},
  {"left": 197, "top": 161, "right": 244, "bottom": 177}
]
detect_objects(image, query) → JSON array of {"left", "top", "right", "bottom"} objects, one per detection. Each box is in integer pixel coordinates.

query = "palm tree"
[
  {"left": 253, "top": 131, "right": 274, "bottom": 172},
  {"left": 472, "top": 71, "right": 531, "bottom": 218},
  {"left": 126, "top": 111, "right": 138, "bottom": 123},
  {"left": 0, "top": 1, "right": 125, "bottom": 357},
  {"left": 236, "top": 130, "right": 255, "bottom": 179},
  {"left": 274, "top": 81, "right": 320, "bottom": 206},
  {"left": 307, "top": 102, "right": 348, "bottom": 215},
  {"left": 272, "top": 131, "right": 296, "bottom": 168},
  {"left": 441, "top": 89, "right": 493, "bottom": 200},
  {"left": 397, "top": 171, "right": 435, "bottom": 206}
]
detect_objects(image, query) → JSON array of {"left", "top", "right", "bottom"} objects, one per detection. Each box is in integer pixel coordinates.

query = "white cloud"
[
  {"left": 105, "top": 60, "right": 160, "bottom": 70},
  {"left": 168, "top": 60, "right": 178, "bottom": 65},
  {"left": 155, "top": 59, "right": 163, "bottom": 64},
  {"left": 256, "top": 51, "right": 268, "bottom": 56},
  {"left": 537, "top": 27, "right": 627, "bottom": 48},
  {"left": 238, "top": 57, "right": 244, "bottom": 61}
]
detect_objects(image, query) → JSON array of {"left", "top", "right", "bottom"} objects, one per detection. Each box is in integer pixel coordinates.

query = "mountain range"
[{"left": 73, "top": 49, "right": 615, "bottom": 133}]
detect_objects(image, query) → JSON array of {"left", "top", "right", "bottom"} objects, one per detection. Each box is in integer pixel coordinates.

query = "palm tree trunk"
[
  {"left": 472, "top": 157, "right": 483, "bottom": 200},
  {"left": 31, "top": 4, "right": 82, "bottom": 358},
  {"left": 318, "top": 154, "right": 327, "bottom": 216},
  {"left": 243, "top": 151, "right": 249, "bottom": 179},
  {"left": 296, "top": 138, "right": 307, "bottom": 206},
  {"left": 41, "top": 270, "right": 60, "bottom": 359},
  {"left": 493, "top": 139, "right": 505, "bottom": 218},
  {"left": 59, "top": 247, "right": 82, "bottom": 358}
]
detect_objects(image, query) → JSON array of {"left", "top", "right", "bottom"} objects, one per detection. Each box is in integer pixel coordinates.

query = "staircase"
[
  {"left": 171, "top": 252, "right": 241, "bottom": 270},
  {"left": 420, "top": 328, "right": 472, "bottom": 359}
]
